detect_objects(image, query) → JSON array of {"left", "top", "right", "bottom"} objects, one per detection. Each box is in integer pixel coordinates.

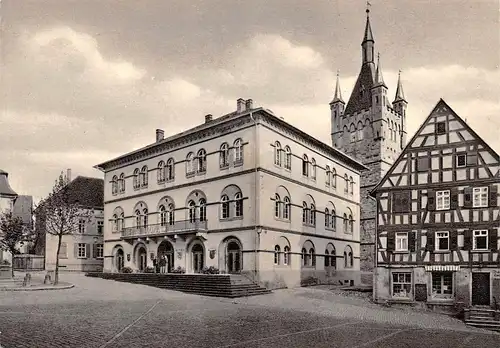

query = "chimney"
[
  {"left": 66, "top": 168, "right": 72, "bottom": 182},
  {"left": 156, "top": 129, "right": 164, "bottom": 142},
  {"left": 236, "top": 98, "right": 245, "bottom": 113},
  {"left": 205, "top": 114, "right": 213, "bottom": 123},
  {"left": 245, "top": 99, "right": 253, "bottom": 110}
]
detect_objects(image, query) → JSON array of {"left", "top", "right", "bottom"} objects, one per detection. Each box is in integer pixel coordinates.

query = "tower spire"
[
  {"left": 331, "top": 70, "right": 344, "bottom": 104},
  {"left": 361, "top": 3, "right": 374, "bottom": 64},
  {"left": 394, "top": 70, "right": 406, "bottom": 102},
  {"left": 374, "top": 53, "right": 386, "bottom": 87}
]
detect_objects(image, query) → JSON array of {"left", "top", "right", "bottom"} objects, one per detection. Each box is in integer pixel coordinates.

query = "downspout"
[{"left": 249, "top": 111, "right": 260, "bottom": 281}]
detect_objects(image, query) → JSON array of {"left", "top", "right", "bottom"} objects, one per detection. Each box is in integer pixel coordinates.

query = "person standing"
[
  {"left": 153, "top": 256, "right": 158, "bottom": 273},
  {"left": 159, "top": 255, "right": 166, "bottom": 273}
]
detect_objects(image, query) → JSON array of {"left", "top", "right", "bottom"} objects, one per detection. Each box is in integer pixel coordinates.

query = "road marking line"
[
  {"left": 350, "top": 329, "right": 406, "bottom": 348},
  {"left": 457, "top": 334, "right": 475, "bottom": 348},
  {"left": 217, "top": 320, "right": 362, "bottom": 347},
  {"left": 99, "top": 299, "right": 161, "bottom": 348}
]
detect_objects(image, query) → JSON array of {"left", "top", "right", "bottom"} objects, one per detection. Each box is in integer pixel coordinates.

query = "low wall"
[{"left": 13, "top": 255, "right": 45, "bottom": 271}]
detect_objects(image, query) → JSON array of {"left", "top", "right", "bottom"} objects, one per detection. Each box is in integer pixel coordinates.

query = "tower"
[{"left": 330, "top": 8, "right": 408, "bottom": 285}]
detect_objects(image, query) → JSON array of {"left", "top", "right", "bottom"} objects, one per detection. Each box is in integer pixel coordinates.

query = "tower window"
[
  {"left": 435, "top": 122, "right": 446, "bottom": 135},
  {"left": 375, "top": 96, "right": 379, "bottom": 105}
]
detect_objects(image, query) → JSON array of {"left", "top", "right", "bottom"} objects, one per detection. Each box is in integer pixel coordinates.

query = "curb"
[{"left": 0, "top": 284, "right": 74, "bottom": 292}]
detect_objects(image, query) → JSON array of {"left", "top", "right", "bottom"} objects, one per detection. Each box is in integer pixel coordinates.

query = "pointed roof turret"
[
  {"left": 0, "top": 169, "right": 18, "bottom": 197},
  {"left": 331, "top": 70, "right": 345, "bottom": 104},
  {"left": 363, "top": 8, "right": 374, "bottom": 44},
  {"left": 373, "top": 53, "right": 387, "bottom": 88},
  {"left": 394, "top": 70, "right": 407, "bottom": 103}
]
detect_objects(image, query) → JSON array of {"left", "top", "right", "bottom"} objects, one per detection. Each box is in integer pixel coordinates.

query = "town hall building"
[
  {"left": 331, "top": 8, "right": 408, "bottom": 284},
  {"left": 95, "top": 98, "right": 366, "bottom": 289}
]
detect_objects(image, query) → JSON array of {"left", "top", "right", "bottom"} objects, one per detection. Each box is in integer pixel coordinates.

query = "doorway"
[
  {"left": 115, "top": 249, "right": 124, "bottom": 272},
  {"left": 227, "top": 241, "right": 242, "bottom": 274},
  {"left": 137, "top": 247, "right": 147, "bottom": 272},
  {"left": 158, "top": 241, "right": 175, "bottom": 273},
  {"left": 192, "top": 244, "right": 204, "bottom": 273},
  {"left": 471, "top": 272, "right": 490, "bottom": 306}
]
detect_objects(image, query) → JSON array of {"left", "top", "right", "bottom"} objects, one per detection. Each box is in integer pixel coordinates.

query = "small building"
[
  {"left": 39, "top": 175, "right": 105, "bottom": 272},
  {"left": 371, "top": 99, "right": 499, "bottom": 309},
  {"left": 95, "top": 99, "right": 367, "bottom": 289},
  {"left": 0, "top": 169, "right": 19, "bottom": 263}
]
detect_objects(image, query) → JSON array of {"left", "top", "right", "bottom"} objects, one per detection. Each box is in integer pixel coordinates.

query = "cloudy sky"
[{"left": 1, "top": 0, "right": 499, "bottom": 202}]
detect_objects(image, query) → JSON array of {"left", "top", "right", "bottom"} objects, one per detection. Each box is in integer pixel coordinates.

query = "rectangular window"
[
  {"left": 96, "top": 244, "right": 104, "bottom": 258},
  {"left": 435, "top": 231, "right": 449, "bottom": 251},
  {"left": 436, "top": 190, "right": 450, "bottom": 210},
  {"left": 473, "top": 230, "right": 488, "bottom": 250},
  {"left": 78, "top": 243, "right": 87, "bottom": 258},
  {"left": 392, "top": 272, "right": 412, "bottom": 298},
  {"left": 395, "top": 232, "right": 408, "bottom": 251},
  {"left": 416, "top": 157, "right": 429, "bottom": 172},
  {"left": 435, "top": 122, "right": 446, "bottom": 135},
  {"left": 78, "top": 220, "right": 85, "bottom": 234},
  {"left": 431, "top": 272, "right": 453, "bottom": 298},
  {"left": 473, "top": 187, "right": 488, "bottom": 207},
  {"left": 58, "top": 242, "right": 68, "bottom": 258},
  {"left": 456, "top": 154, "right": 466, "bottom": 168},
  {"left": 97, "top": 221, "right": 104, "bottom": 234}
]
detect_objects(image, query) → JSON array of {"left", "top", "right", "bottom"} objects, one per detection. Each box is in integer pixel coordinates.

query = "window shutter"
[
  {"left": 409, "top": 232, "right": 416, "bottom": 252},
  {"left": 426, "top": 232, "right": 435, "bottom": 251},
  {"left": 450, "top": 231, "right": 458, "bottom": 250},
  {"left": 386, "top": 232, "right": 395, "bottom": 251},
  {"left": 463, "top": 187, "right": 473, "bottom": 208},
  {"left": 427, "top": 190, "right": 436, "bottom": 211},
  {"left": 489, "top": 229, "right": 498, "bottom": 250},
  {"left": 92, "top": 244, "right": 97, "bottom": 258},
  {"left": 463, "top": 230, "right": 472, "bottom": 250},
  {"left": 466, "top": 153, "right": 477, "bottom": 166},
  {"left": 489, "top": 185, "right": 498, "bottom": 207},
  {"left": 85, "top": 244, "right": 91, "bottom": 259},
  {"left": 450, "top": 187, "right": 459, "bottom": 209},
  {"left": 74, "top": 243, "right": 78, "bottom": 258},
  {"left": 417, "top": 158, "right": 429, "bottom": 172}
]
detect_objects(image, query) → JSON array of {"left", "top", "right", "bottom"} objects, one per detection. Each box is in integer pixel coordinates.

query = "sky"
[{"left": 1, "top": 0, "right": 499, "bottom": 202}]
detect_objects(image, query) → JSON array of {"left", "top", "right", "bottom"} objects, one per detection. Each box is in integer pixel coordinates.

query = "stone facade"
[
  {"left": 331, "top": 10, "right": 408, "bottom": 284},
  {"left": 96, "top": 100, "right": 366, "bottom": 289}
]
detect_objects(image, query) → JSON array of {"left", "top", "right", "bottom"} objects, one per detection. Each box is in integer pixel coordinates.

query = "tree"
[
  {"left": 37, "top": 172, "right": 91, "bottom": 285},
  {"left": 0, "top": 211, "right": 25, "bottom": 277}
]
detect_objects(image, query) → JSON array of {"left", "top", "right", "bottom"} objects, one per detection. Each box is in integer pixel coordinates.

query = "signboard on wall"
[{"left": 493, "top": 270, "right": 500, "bottom": 280}]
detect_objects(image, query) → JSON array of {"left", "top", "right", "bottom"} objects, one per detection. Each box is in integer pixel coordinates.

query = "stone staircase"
[
  {"left": 464, "top": 306, "right": 500, "bottom": 332},
  {"left": 85, "top": 272, "right": 271, "bottom": 298}
]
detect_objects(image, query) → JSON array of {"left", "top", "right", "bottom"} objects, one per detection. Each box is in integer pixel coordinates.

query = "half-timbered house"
[{"left": 371, "top": 99, "right": 500, "bottom": 309}]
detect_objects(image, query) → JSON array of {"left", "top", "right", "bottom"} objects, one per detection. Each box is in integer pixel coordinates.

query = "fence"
[{"left": 13, "top": 254, "right": 45, "bottom": 271}]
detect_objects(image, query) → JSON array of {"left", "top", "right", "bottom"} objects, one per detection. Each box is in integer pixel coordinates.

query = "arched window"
[
  {"left": 166, "top": 158, "right": 174, "bottom": 180},
  {"left": 188, "top": 200, "right": 196, "bottom": 222},
  {"left": 186, "top": 153, "right": 194, "bottom": 175},
  {"left": 142, "top": 208, "right": 148, "bottom": 227},
  {"left": 331, "top": 209, "right": 336, "bottom": 231},
  {"left": 167, "top": 203, "right": 175, "bottom": 225},
  {"left": 325, "top": 166, "right": 331, "bottom": 186},
  {"left": 274, "top": 194, "right": 281, "bottom": 218},
  {"left": 135, "top": 209, "right": 141, "bottom": 227},
  {"left": 302, "top": 202, "right": 309, "bottom": 224},
  {"left": 274, "top": 141, "right": 282, "bottom": 166},
  {"left": 199, "top": 198, "right": 207, "bottom": 222},
  {"left": 159, "top": 205, "right": 167, "bottom": 226},
  {"left": 310, "top": 204, "right": 316, "bottom": 226},
  {"left": 112, "top": 214, "right": 118, "bottom": 232},
  {"left": 221, "top": 195, "right": 230, "bottom": 219},
  {"left": 234, "top": 192, "right": 243, "bottom": 217},
  {"left": 197, "top": 149, "right": 207, "bottom": 173},
  {"left": 157, "top": 161, "right": 166, "bottom": 183},
  {"left": 119, "top": 173, "right": 125, "bottom": 192},
  {"left": 234, "top": 139, "right": 243, "bottom": 163},
  {"left": 283, "top": 196, "right": 290, "bottom": 220},
  {"left": 119, "top": 212, "right": 124, "bottom": 231},
  {"left": 344, "top": 174, "right": 349, "bottom": 194},
  {"left": 140, "top": 166, "right": 148, "bottom": 187},
  {"left": 331, "top": 168, "right": 337, "bottom": 188},
  {"left": 283, "top": 246, "right": 290, "bottom": 265},
  {"left": 274, "top": 245, "right": 281, "bottom": 265},
  {"left": 133, "top": 169, "right": 140, "bottom": 189},
  {"left": 301, "top": 248, "right": 308, "bottom": 267},
  {"left": 284, "top": 146, "right": 292, "bottom": 170},
  {"left": 220, "top": 143, "right": 229, "bottom": 167},
  {"left": 343, "top": 213, "right": 348, "bottom": 233},
  {"left": 309, "top": 248, "right": 316, "bottom": 267},
  {"left": 324, "top": 250, "right": 330, "bottom": 267},
  {"left": 302, "top": 155, "right": 309, "bottom": 176},
  {"left": 349, "top": 214, "right": 354, "bottom": 234},
  {"left": 324, "top": 208, "right": 330, "bottom": 228},
  {"left": 111, "top": 176, "right": 118, "bottom": 195},
  {"left": 326, "top": 244, "right": 336, "bottom": 269},
  {"left": 349, "top": 176, "right": 354, "bottom": 195},
  {"left": 344, "top": 246, "right": 353, "bottom": 268},
  {"left": 311, "top": 158, "right": 316, "bottom": 179}
]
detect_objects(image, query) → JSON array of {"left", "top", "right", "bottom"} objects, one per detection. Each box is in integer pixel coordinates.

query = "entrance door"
[
  {"left": 158, "top": 241, "right": 175, "bottom": 273},
  {"left": 192, "top": 244, "right": 204, "bottom": 273},
  {"left": 227, "top": 241, "right": 242, "bottom": 274},
  {"left": 472, "top": 273, "right": 490, "bottom": 306},
  {"left": 116, "top": 250, "right": 124, "bottom": 272},
  {"left": 138, "top": 247, "right": 147, "bottom": 272}
]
